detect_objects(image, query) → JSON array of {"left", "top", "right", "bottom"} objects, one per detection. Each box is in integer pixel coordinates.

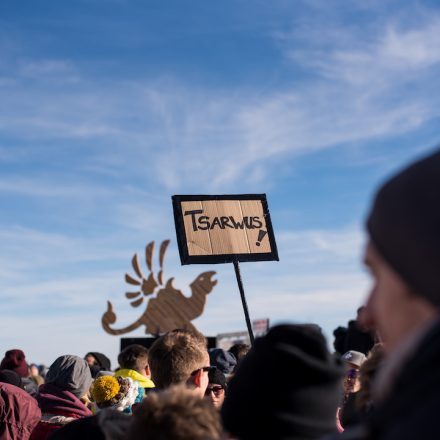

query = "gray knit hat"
[
  {"left": 46, "top": 355, "right": 92, "bottom": 398},
  {"left": 367, "top": 148, "right": 440, "bottom": 306}
]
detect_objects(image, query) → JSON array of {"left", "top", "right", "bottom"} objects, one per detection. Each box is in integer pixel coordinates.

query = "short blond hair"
[
  {"left": 148, "top": 329, "right": 208, "bottom": 389},
  {"left": 127, "top": 386, "right": 221, "bottom": 440}
]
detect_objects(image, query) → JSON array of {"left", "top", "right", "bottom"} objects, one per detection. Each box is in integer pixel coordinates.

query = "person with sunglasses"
[
  {"left": 205, "top": 367, "right": 227, "bottom": 409},
  {"left": 148, "top": 329, "right": 213, "bottom": 398},
  {"left": 337, "top": 350, "right": 366, "bottom": 431}
]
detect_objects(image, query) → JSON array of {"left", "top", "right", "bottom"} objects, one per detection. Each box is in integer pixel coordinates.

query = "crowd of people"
[{"left": 2, "top": 148, "right": 440, "bottom": 439}]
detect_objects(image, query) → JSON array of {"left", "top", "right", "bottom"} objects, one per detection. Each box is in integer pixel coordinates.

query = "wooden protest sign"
[
  {"left": 172, "top": 194, "right": 278, "bottom": 265},
  {"left": 172, "top": 194, "right": 279, "bottom": 345}
]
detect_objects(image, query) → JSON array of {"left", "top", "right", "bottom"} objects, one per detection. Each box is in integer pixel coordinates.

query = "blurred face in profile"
[
  {"left": 361, "top": 241, "right": 437, "bottom": 353},
  {"left": 343, "top": 364, "right": 360, "bottom": 394},
  {"left": 205, "top": 383, "right": 225, "bottom": 408},
  {"left": 85, "top": 355, "right": 96, "bottom": 366}
]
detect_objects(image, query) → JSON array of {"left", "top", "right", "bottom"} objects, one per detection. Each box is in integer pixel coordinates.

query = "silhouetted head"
[
  {"left": 148, "top": 329, "right": 210, "bottom": 396},
  {"left": 364, "top": 148, "right": 440, "bottom": 352}
]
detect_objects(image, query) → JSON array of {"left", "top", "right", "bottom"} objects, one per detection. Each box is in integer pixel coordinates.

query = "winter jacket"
[
  {"left": 114, "top": 369, "right": 155, "bottom": 391},
  {"left": 48, "top": 409, "right": 131, "bottom": 440},
  {"left": 0, "top": 382, "right": 41, "bottom": 440},
  {"left": 30, "top": 384, "right": 92, "bottom": 440}
]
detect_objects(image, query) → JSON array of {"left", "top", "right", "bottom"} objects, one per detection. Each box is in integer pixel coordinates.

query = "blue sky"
[{"left": 1, "top": 0, "right": 440, "bottom": 367}]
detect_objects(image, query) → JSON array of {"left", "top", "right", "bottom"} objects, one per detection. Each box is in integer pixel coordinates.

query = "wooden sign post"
[{"left": 172, "top": 194, "right": 279, "bottom": 344}]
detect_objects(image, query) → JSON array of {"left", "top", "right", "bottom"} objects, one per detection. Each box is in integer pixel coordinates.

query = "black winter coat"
[{"left": 368, "top": 319, "right": 440, "bottom": 440}]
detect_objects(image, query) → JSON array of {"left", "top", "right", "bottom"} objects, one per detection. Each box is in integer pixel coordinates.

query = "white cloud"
[
  {"left": 1, "top": 1, "right": 437, "bottom": 363},
  {"left": 2, "top": 10, "right": 440, "bottom": 192},
  {"left": 0, "top": 177, "right": 111, "bottom": 198},
  {"left": 380, "top": 19, "right": 440, "bottom": 69},
  {"left": 0, "top": 223, "right": 369, "bottom": 363},
  {"left": 19, "top": 59, "right": 80, "bottom": 83},
  {"left": 284, "top": 13, "right": 440, "bottom": 86},
  {"left": 195, "top": 224, "right": 369, "bottom": 343}
]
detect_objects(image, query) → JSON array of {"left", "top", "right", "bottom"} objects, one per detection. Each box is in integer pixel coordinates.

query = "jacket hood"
[{"left": 0, "top": 382, "right": 41, "bottom": 440}]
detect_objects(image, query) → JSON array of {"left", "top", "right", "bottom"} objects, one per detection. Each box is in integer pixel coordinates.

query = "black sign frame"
[{"left": 172, "top": 194, "right": 279, "bottom": 265}]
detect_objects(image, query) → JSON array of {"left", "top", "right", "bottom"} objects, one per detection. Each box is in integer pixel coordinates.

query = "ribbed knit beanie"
[
  {"left": 0, "top": 349, "right": 29, "bottom": 378},
  {"left": 209, "top": 349, "right": 237, "bottom": 375},
  {"left": 367, "top": 148, "right": 440, "bottom": 306},
  {"left": 208, "top": 367, "right": 227, "bottom": 389},
  {"left": 221, "top": 324, "right": 343, "bottom": 440}
]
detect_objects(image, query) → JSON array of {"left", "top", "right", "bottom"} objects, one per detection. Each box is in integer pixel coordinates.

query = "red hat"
[{"left": 0, "top": 349, "right": 29, "bottom": 378}]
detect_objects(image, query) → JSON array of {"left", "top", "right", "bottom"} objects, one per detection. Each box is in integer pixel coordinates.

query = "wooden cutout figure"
[{"left": 102, "top": 240, "right": 217, "bottom": 335}]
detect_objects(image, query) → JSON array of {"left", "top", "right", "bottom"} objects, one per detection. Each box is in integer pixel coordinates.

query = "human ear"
[
  {"left": 192, "top": 369, "right": 202, "bottom": 388},
  {"left": 144, "top": 365, "right": 151, "bottom": 378}
]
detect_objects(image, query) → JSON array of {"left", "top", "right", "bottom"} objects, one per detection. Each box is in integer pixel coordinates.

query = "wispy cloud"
[
  {"left": 18, "top": 59, "right": 80, "bottom": 83},
  {"left": 2, "top": 8, "right": 439, "bottom": 191},
  {"left": 0, "top": 177, "right": 112, "bottom": 198},
  {"left": 196, "top": 224, "right": 369, "bottom": 341},
  {"left": 284, "top": 15, "right": 440, "bottom": 86},
  {"left": 1, "top": 0, "right": 438, "bottom": 364},
  {"left": 0, "top": 221, "right": 368, "bottom": 363}
]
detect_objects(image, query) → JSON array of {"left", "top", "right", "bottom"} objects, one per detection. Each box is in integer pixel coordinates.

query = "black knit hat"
[
  {"left": 367, "top": 148, "right": 440, "bottom": 306},
  {"left": 221, "top": 324, "right": 343, "bottom": 440},
  {"left": 208, "top": 367, "right": 227, "bottom": 389},
  {"left": 0, "top": 369, "right": 23, "bottom": 389},
  {"left": 209, "top": 349, "right": 237, "bottom": 375}
]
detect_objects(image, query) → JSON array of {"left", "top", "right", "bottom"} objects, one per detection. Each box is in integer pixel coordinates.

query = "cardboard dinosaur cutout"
[{"left": 102, "top": 240, "right": 217, "bottom": 336}]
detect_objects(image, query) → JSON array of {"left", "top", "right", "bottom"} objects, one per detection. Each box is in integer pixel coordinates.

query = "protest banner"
[{"left": 172, "top": 194, "right": 278, "bottom": 343}]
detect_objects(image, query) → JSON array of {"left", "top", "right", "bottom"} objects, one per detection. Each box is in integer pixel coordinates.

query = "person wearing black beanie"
[
  {"left": 205, "top": 367, "right": 227, "bottom": 409},
  {"left": 221, "top": 324, "right": 343, "bottom": 440},
  {"left": 367, "top": 149, "right": 440, "bottom": 309},
  {"left": 326, "top": 147, "right": 440, "bottom": 440}
]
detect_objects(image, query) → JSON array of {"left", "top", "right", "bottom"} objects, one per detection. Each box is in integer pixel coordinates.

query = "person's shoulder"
[{"left": 16, "top": 377, "right": 39, "bottom": 397}]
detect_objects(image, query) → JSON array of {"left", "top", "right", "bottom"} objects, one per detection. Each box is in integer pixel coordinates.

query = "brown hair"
[
  {"left": 356, "top": 343, "right": 385, "bottom": 411},
  {"left": 127, "top": 385, "right": 221, "bottom": 440},
  {"left": 117, "top": 344, "right": 149, "bottom": 373},
  {"left": 148, "top": 329, "right": 208, "bottom": 389},
  {"left": 228, "top": 343, "right": 250, "bottom": 365}
]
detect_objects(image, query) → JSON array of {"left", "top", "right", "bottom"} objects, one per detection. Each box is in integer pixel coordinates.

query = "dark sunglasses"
[
  {"left": 346, "top": 368, "right": 359, "bottom": 379},
  {"left": 190, "top": 366, "right": 216, "bottom": 376},
  {"left": 205, "top": 385, "right": 224, "bottom": 396}
]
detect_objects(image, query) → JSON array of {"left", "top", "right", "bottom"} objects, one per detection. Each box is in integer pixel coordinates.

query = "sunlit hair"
[
  {"left": 228, "top": 343, "right": 250, "bottom": 366},
  {"left": 118, "top": 344, "right": 149, "bottom": 373},
  {"left": 356, "top": 343, "right": 385, "bottom": 411},
  {"left": 128, "top": 385, "right": 221, "bottom": 440},
  {"left": 148, "top": 329, "right": 208, "bottom": 389}
]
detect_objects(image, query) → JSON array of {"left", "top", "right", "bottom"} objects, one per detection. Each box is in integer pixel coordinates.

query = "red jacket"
[
  {"left": 0, "top": 382, "right": 41, "bottom": 440},
  {"left": 30, "top": 384, "right": 92, "bottom": 440}
]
